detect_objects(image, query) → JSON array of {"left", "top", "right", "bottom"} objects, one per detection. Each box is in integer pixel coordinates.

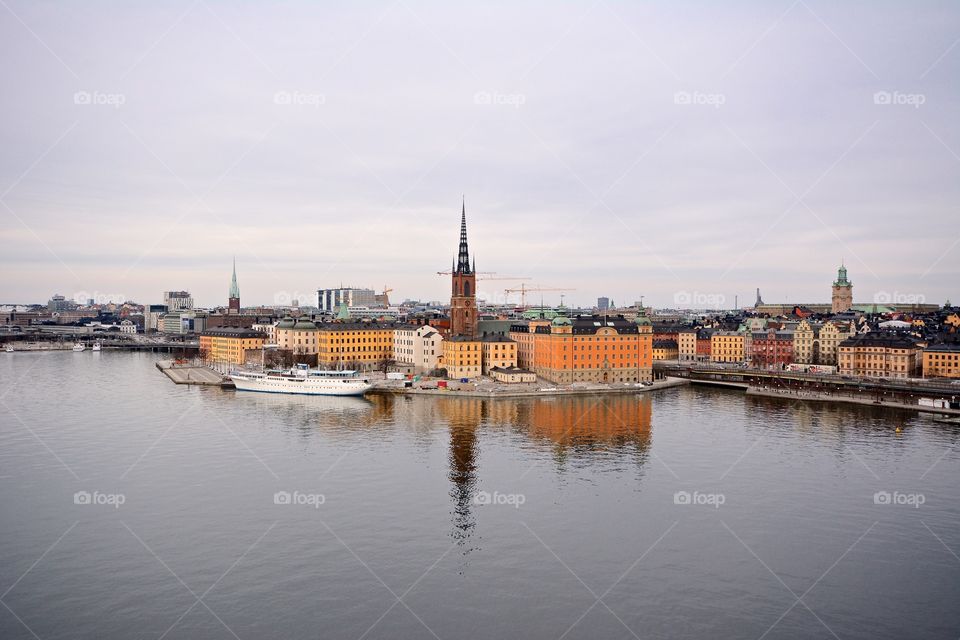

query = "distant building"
[
  {"left": 48, "top": 294, "right": 75, "bottom": 312},
  {"left": 144, "top": 304, "right": 168, "bottom": 332},
  {"left": 161, "top": 310, "right": 206, "bottom": 334},
  {"left": 838, "top": 332, "right": 921, "bottom": 379},
  {"left": 831, "top": 264, "right": 853, "bottom": 313},
  {"left": 597, "top": 297, "right": 610, "bottom": 312},
  {"left": 163, "top": 291, "right": 194, "bottom": 312},
  {"left": 317, "top": 287, "right": 377, "bottom": 313}
]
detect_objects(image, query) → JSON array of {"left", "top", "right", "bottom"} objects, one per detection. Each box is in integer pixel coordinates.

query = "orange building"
[{"left": 510, "top": 313, "right": 653, "bottom": 384}]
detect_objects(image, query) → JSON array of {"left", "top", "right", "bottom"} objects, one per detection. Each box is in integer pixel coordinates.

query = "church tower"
[
  {"left": 228, "top": 257, "right": 241, "bottom": 314},
  {"left": 831, "top": 263, "right": 853, "bottom": 313},
  {"left": 450, "top": 200, "right": 477, "bottom": 337}
]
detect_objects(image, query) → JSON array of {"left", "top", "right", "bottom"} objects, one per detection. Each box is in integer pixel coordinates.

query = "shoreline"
[{"left": 745, "top": 386, "right": 960, "bottom": 416}]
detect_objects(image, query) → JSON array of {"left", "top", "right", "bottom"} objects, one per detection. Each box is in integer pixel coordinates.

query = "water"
[{"left": 1, "top": 352, "right": 958, "bottom": 640}]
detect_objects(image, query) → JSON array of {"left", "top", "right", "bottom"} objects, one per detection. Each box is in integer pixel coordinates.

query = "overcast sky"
[{"left": 1, "top": 1, "right": 958, "bottom": 309}]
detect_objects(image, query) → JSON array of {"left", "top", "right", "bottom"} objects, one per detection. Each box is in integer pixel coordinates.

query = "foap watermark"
[
  {"left": 73, "top": 291, "right": 126, "bottom": 306},
  {"left": 274, "top": 490, "right": 325, "bottom": 509},
  {"left": 473, "top": 90, "right": 526, "bottom": 108},
  {"left": 873, "top": 90, "right": 925, "bottom": 109},
  {"left": 473, "top": 490, "right": 525, "bottom": 508},
  {"left": 73, "top": 90, "right": 126, "bottom": 109},
  {"left": 274, "top": 90, "right": 325, "bottom": 107},
  {"left": 674, "top": 91, "right": 725, "bottom": 108},
  {"left": 74, "top": 490, "right": 125, "bottom": 509},
  {"left": 273, "top": 290, "right": 314, "bottom": 307},
  {"left": 674, "top": 291, "right": 726, "bottom": 308},
  {"left": 674, "top": 490, "right": 725, "bottom": 508},
  {"left": 874, "top": 491, "right": 925, "bottom": 508},
  {"left": 873, "top": 291, "right": 925, "bottom": 305}
]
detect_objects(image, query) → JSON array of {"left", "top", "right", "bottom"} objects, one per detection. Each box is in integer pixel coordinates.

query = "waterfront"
[{"left": 2, "top": 352, "right": 959, "bottom": 639}]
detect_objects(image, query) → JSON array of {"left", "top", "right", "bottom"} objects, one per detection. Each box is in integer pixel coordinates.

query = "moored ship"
[{"left": 229, "top": 363, "right": 372, "bottom": 396}]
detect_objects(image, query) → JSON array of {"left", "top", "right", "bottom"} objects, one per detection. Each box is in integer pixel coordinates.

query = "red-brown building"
[
  {"left": 449, "top": 201, "right": 477, "bottom": 337},
  {"left": 750, "top": 328, "right": 794, "bottom": 369}
]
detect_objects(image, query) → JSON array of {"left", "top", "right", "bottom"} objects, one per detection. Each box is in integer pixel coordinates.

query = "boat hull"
[{"left": 230, "top": 375, "right": 371, "bottom": 397}]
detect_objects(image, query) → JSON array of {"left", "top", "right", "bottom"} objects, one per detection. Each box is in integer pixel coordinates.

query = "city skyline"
[{"left": 2, "top": 2, "right": 958, "bottom": 307}]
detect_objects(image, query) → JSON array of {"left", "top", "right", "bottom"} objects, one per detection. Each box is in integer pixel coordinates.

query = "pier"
[{"left": 155, "top": 360, "right": 226, "bottom": 386}]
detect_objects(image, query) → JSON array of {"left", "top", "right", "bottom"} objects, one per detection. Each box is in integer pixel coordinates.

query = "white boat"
[
  {"left": 72, "top": 343, "right": 85, "bottom": 352},
  {"left": 92, "top": 342, "right": 102, "bottom": 352},
  {"left": 229, "top": 363, "right": 372, "bottom": 396},
  {"left": 4, "top": 345, "right": 13, "bottom": 353}
]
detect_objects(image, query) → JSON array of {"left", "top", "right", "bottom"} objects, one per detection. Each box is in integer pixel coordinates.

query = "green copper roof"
[
  {"left": 833, "top": 263, "right": 851, "bottom": 287},
  {"left": 336, "top": 301, "right": 351, "bottom": 320}
]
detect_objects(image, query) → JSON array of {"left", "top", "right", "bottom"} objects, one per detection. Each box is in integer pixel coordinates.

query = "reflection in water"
[
  {"left": 440, "top": 399, "right": 484, "bottom": 566},
  {"left": 519, "top": 395, "right": 653, "bottom": 467},
  {"left": 225, "top": 389, "right": 384, "bottom": 436},
  {"left": 435, "top": 394, "right": 655, "bottom": 567}
]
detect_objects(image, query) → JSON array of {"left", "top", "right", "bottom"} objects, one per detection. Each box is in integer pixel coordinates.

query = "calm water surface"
[{"left": 1, "top": 352, "right": 959, "bottom": 639}]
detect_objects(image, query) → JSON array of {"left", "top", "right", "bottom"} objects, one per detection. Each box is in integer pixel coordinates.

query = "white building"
[
  {"left": 394, "top": 324, "right": 443, "bottom": 373},
  {"left": 317, "top": 287, "right": 377, "bottom": 313},
  {"left": 251, "top": 322, "right": 277, "bottom": 344},
  {"left": 163, "top": 291, "right": 194, "bottom": 311}
]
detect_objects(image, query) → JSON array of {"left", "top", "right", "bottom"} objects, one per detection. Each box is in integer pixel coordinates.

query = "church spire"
[
  {"left": 229, "top": 257, "right": 240, "bottom": 298},
  {"left": 456, "top": 198, "right": 471, "bottom": 274}
]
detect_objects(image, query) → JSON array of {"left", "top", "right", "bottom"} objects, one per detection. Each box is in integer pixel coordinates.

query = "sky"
[{"left": 1, "top": 0, "right": 958, "bottom": 309}]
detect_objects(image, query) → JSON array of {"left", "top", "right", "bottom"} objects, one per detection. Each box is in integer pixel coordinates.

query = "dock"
[
  {"left": 156, "top": 360, "right": 227, "bottom": 386},
  {"left": 745, "top": 386, "right": 960, "bottom": 416},
  {"left": 369, "top": 376, "right": 689, "bottom": 398}
]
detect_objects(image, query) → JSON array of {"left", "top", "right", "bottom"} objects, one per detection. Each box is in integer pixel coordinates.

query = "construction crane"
[
  {"left": 435, "top": 271, "right": 530, "bottom": 281},
  {"left": 504, "top": 284, "right": 576, "bottom": 308},
  {"left": 375, "top": 286, "right": 393, "bottom": 306}
]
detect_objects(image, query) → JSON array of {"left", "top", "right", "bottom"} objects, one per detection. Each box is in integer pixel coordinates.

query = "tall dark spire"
[{"left": 456, "top": 198, "right": 471, "bottom": 274}]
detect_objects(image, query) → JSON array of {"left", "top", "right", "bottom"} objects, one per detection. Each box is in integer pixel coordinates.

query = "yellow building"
[
  {"left": 652, "top": 339, "right": 679, "bottom": 361},
  {"left": 838, "top": 332, "right": 921, "bottom": 379},
  {"left": 317, "top": 322, "right": 395, "bottom": 370},
  {"left": 711, "top": 331, "right": 748, "bottom": 363},
  {"left": 200, "top": 328, "right": 265, "bottom": 366},
  {"left": 481, "top": 335, "right": 517, "bottom": 374},
  {"left": 923, "top": 344, "right": 960, "bottom": 379},
  {"left": 443, "top": 336, "right": 483, "bottom": 379}
]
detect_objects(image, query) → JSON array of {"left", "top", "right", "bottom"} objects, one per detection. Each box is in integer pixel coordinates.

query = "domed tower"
[
  {"left": 831, "top": 263, "right": 853, "bottom": 313},
  {"left": 450, "top": 199, "right": 478, "bottom": 337}
]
